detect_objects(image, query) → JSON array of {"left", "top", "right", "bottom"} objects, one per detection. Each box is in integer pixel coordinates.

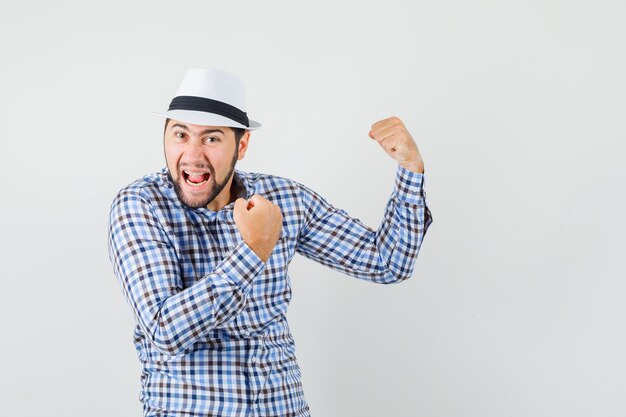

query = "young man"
[{"left": 108, "top": 68, "right": 433, "bottom": 417}]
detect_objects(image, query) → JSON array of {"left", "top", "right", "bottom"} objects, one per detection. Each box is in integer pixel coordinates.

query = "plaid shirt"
[{"left": 108, "top": 164, "right": 433, "bottom": 417}]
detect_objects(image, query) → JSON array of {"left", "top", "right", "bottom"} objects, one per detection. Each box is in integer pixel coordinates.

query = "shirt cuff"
[
  {"left": 215, "top": 240, "right": 266, "bottom": 293},
  {"left": 394, "top": 164, "right": 427, "bottom": 205}
]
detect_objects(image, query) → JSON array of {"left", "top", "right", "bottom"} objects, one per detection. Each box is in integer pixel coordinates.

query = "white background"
[{"left": 1, "top": 1, "right": 625, "bottom": 416}]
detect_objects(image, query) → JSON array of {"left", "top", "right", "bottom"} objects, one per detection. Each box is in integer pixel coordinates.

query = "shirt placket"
[
  {"left": 209, "top": 207, "right": 272, "bottom": 414},
  {"left": 246, "top": 331, "right": 272, "bottom": 416}
]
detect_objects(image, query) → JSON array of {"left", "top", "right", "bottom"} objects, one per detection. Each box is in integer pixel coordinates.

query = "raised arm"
[
  {"left": 295, "top": 164, "right": 432, "bottom": 283},
  {"left": 107, "top": 189, "right": 266, "bottom": 356},
  {"left": 295, "top": 116, "right": 433, "bottom": 283}
]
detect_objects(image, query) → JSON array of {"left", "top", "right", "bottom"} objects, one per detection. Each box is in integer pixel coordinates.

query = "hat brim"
[{"left": 152, "top": 109, "right": 261, "bottom": 131}]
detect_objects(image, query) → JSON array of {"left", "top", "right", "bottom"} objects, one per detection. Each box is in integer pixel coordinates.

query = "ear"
[{"left": 237, "top": 130, "right": 251, "bottom": 161}]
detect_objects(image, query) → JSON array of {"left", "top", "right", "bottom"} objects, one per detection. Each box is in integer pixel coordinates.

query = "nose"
[{"left": 181, "top": 141, "right": 209, "bottom": 167}]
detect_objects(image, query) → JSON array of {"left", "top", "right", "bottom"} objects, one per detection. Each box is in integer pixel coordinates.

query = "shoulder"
[
  {"left": 109, "top": 168, "right": 175, "bottom": 216},
  {"left": 237, "top": 169, "right": 304, "bottom": 197},
  {"left": 236, "top": 169, "right": 327, "bottom": 210}
]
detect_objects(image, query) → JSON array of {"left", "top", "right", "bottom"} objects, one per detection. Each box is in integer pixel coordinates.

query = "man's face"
[{"left": 163, "top": 119, "right": 249, "bottom": 210}]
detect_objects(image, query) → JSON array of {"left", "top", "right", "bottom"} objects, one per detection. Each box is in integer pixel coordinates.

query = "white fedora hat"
[{"left": 153, "top": 68, "right": 261, "bottom": 130}]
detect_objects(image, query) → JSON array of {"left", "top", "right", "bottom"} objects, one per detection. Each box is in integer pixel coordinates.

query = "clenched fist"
[
  {"left": 233, "top": 195, "right": 283, "bottom": 263},
  {"left": 368, "top": 116, "right": 425, "bottom": 173}
]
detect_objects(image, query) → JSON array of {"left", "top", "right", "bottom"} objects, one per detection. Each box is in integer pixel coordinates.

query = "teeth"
[{"left": 184, "top": 171, "right": 209, "bottom": 176}]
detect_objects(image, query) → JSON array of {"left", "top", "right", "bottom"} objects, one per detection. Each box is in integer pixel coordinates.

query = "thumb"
[
  {"left": 248, "top": 194, "right": 265, "bottom": 208},
  {"left": 233, "top": 197, "right": 248, "bottom": 215}
]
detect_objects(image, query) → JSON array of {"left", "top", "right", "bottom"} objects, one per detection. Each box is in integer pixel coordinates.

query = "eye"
[
  {"left": 174, "top": 131, "right": 185, "bottom": 139},
  {"left": 204, "top": 136, "right": 221, "bottom": 144}
]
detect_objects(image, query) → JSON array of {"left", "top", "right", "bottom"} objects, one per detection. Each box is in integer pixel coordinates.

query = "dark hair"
[{"left": 164, "top": 117, "right": 246, "bottom": 145}]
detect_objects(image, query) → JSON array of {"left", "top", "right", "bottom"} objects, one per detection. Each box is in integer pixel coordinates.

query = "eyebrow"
[{"left": 171, "top": 123, "right": 225, "bottom": 136}]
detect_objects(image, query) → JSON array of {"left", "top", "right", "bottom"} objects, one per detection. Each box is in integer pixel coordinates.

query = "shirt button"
[{"left": 250, "top": 356, "right": 257, "bottom": 364}]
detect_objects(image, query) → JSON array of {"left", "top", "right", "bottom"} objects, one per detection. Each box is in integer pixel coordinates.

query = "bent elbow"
[
  {"left": 150, "top": 338, "right": 184, "bottom": 356},
  {"left": 380, "top": 256, "right": 417, "bottom": 284},
  {"left": 373, "top": 266, "right": 413, "bottom": 284},
  {"left": 381, "top": 270, "right": 412, "bottom": 284},
  {"left": 145, "top": 317, "right": 188, "bottom": 356}
]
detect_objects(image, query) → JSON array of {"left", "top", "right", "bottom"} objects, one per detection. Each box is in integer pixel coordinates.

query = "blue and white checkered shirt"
[{"left": 108, "top": 164, "right": 433, "bottom": 417}]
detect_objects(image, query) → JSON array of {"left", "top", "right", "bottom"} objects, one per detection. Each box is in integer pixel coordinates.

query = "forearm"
[
  {"left": 130, "top": 242, "right": 263, "bottom": 354},
  {"left": 108, "top": 192, "right": 266, "bottom": 356},
  {"left": 372, "top": 165, "right": 432, "bottom": 282}
]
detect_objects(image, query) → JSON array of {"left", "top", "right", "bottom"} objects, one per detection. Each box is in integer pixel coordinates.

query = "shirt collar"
[{"left": 231, "top": 169, "right": 249, "bottom": 201}]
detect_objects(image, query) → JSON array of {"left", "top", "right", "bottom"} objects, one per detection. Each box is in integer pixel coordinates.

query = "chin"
[
  {"left": 172, "top": 178, "right": 213, "bottom": 209},
  {"left": 181, "top": 197, "right": 209, "bottom": 209}
]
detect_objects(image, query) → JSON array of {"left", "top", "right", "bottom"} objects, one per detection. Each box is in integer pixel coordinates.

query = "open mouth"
[{"left": 182, "top": 170, "right": 211, "bottom": 188}]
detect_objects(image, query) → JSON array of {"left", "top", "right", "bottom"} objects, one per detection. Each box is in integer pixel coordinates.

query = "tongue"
[{"left": 188, "top": 173, "right": 208, "bottom": 183}]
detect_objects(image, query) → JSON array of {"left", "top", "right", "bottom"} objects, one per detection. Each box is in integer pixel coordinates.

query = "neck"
[{"left": 206, "top": 172, "right": 237, "bottom": 212}]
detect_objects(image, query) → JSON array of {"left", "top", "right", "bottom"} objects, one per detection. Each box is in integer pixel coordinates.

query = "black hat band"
[{"left": 168, "top": 95, "right": 250, "bottom": 127}]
